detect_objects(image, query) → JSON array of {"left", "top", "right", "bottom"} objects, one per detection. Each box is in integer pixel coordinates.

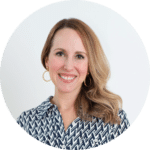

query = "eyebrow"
[{"left": 54, "top": 48, "right": 87, "bottom": 55}]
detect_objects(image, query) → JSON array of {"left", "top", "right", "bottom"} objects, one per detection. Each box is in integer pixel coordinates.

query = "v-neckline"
[
  {"left": 48, "top": 96, "right": 81, "bottom": 134},
  {"left": 63, "top": 116, "right": 80, "bottom": 133}
]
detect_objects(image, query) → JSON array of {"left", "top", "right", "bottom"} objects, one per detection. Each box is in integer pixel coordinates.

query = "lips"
[
  {"left": 59, "top": 73, "right": 77, "bottom": 77},
  {"left": 58, "top": 73, "right": 77, "bottom": 83}
]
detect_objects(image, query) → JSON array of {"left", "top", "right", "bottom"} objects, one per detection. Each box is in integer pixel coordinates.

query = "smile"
[
  {"left": 58, "top": 74, "right": 77, "bottom": 83},
  {"left": 58, "top": 74, "right": 76, "bottom": 80}
]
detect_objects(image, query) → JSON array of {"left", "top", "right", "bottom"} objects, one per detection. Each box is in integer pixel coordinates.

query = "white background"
[{"left": 0, "top": 0, "right": 150, "bottom": 125}]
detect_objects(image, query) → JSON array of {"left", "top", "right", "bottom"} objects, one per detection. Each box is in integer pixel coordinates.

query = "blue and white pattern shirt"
[{"left": 17, "top": 96, "right": 130, "bottom": 149}]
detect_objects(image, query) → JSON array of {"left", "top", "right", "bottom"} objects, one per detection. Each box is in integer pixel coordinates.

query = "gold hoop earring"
[
  {"left": 84, "top": 77, "right": 91, "bottom": 87},
  {"left": 84, "top": 79, "right": 91, "bottom": 87},
  {"left": 42, "top": 70, "right": 51, "bottom": 82},
  {"left": 84, "top": 79, "right": 88, "bottom": 87}
]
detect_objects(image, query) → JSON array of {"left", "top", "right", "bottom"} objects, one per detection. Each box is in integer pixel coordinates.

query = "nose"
[{"left": 63, "top": 57, "right": 74, "bottom": 71}]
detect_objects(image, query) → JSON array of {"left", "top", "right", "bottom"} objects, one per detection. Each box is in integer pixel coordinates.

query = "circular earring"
[
  {"left": 42, "top": 68, "right": 51, "bottom": 82},
  {"left": 84, "top": 79, "right": 88, "bottom": 87},
  {"left": 84, "top": 74, "right": 91, "bottom": 87}
]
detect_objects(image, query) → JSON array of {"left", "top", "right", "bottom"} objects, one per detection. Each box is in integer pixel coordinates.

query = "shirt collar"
[
  {"left": 37, "top": 96, "right": 58, "bottom": 119},
  {"left": 36, "top": 96, "right": 97, "bottom": 124}
]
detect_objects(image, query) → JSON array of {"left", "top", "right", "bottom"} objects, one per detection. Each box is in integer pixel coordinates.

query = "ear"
[{"left": 45, "top": 57, "right": 49, "bottom": 69}]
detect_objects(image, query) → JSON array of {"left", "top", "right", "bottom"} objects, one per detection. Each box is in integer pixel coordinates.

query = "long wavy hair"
[{"left": 41, "top": 18, "right": 122, "bottom": 125}]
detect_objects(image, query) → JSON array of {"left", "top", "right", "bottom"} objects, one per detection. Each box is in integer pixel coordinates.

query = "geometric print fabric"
[{"left": 17, "top": 96, "right": 130, "bottom": 149}]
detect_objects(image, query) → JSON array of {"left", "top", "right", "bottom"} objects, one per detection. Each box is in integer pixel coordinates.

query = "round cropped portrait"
[{"left": 0, "top": 0, "right": 150, "bottom": 150}]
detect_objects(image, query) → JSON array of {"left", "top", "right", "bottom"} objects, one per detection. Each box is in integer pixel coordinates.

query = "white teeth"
[{"left": 59, "top": 74, "right": 76, "bottom": 80}]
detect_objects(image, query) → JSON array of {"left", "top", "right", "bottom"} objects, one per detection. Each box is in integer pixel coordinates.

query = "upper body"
[
  {"left": 17, "top": 96, "right": 130, "bottom": 150},
  {"left": 17, "top": 18, "right": 131, "bottom": 149}
]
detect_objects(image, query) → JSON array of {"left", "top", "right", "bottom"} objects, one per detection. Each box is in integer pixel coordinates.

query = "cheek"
[
  {"left": 48, "top": 57, "right": 63, "bottom": 72},
  {"left": 77, "top": 61, "right": 88, "bottom": 75}
]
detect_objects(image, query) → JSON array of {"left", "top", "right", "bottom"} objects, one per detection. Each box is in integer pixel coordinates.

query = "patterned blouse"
[{"left": 17, "top": 96, "right": 130, "bottom": 149}]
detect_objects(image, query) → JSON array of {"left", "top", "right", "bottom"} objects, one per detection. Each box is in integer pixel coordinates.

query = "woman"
[{"left": 17, "top": 18, "right": 130, "bottom": 149}]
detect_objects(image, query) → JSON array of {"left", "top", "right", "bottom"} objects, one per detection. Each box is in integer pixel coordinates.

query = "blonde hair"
[{"left": 41, "top": 18, "right": 122, "bottom": 125}]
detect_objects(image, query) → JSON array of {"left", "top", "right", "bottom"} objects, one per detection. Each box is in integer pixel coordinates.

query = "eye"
[
  {"left": 76, "top": 54, "right": 84, "bottom": 59},
  {"left": 56, "top": 51, "right": 64, "bottom": 57}
]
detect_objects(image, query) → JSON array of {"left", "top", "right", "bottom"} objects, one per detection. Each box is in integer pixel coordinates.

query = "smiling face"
[{"left": 45, "top": 28, "right": 88, "bottom": 94}]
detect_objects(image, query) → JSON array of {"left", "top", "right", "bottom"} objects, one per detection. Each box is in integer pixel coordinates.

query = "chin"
[
  {"left": 58, "top": 89, "right": 74, "bottom": 93},
  {"left": 57, "top": 85, "right": 81, "bottom": 94}
]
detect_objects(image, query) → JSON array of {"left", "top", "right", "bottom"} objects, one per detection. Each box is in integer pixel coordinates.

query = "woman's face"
[{"left": 46, "top": 28, "right": 88, "bottom": 93}]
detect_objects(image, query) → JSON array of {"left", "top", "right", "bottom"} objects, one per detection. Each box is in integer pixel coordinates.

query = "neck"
[{"left": 51, "top": 87, "right": 81, "bottom": 111}]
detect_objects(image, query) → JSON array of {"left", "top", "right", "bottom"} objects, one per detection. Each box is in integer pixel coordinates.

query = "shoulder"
[
  {"left": 118, "top": 109, "right": 128, "bottom": 118},
  {"left": 16, "top": 107, "right": 37, "bottom": 128},
  {"left": 16, "top": 96, "right": 52, "bottom": 128},
  {"left": 93, "top": 109, "right": 130, "bottom": 144},
  {"left": 86, "top": 109, "right": 130, "bottom": 146},
  {"left": 110, "top": 109, "right": 130, "bottom": 140},
  {"left": 118, "top": 109, "right": 130, "bottom": 128}
]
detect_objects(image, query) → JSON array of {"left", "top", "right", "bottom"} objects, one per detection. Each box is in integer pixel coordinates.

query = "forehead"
[{"left": 51, "top": 28, "right": 86, "bottom": 52}]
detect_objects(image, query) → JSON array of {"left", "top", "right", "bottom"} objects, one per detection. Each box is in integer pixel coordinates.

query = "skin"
[{"left": 45, "top": 28, "right": 88, "bottom": 131}]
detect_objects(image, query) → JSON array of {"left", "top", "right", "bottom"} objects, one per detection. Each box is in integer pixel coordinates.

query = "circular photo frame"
[{"left": 0, "top": 0, "right": 150, "bottom": 150}]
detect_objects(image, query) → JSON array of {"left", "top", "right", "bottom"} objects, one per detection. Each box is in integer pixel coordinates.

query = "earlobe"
[{"left": 46, "top": 65, "right": 49, "bottom": 71}]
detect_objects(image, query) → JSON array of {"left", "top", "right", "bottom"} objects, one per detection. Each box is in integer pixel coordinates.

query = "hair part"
[{"left": 41, "top": 18, "right": 122, "bottom": 125}]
